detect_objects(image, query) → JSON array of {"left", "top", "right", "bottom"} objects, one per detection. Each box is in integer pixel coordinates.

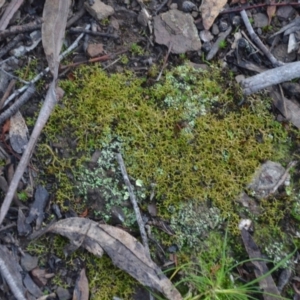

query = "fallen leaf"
[
  {"left": 2, "top": 119, "right": 10, "bottom": 135},
  {"left": 73, "top": 268, "right": 89, "bottom": 300},
  {"left": 42, "top": 0, "right": 71, "bottom": 77},
  {"left": 9, "top": 110, "right": 29, "bottom": 154},
  {"left": 79, "top": 208, "right": 88, "bottom": 217},
  {"left": 267, "top": 0, "right": 276, "bottom": 25},
  {"left": 201, "top": 0, "right": 227, "bottom": 30},
  {"left": 26, "top": 185, "right": 50, "bottom": 229},
  {"left": 31, "top": 267, "right": 55, "bottom": 287},
  {"left": 31, "top": 217, "right": 182, "bottom": 300},
  {"left": 0, "top": 245, "right": 26, "bottom": 298},
  {"left": 23, "top": 273, "right": 43, "bottom": 298},
  {"left": 240, "top": 228, "right": 281, "bottom": 300},
  {"left": 0, "top": 0, "right": 24, "bottom": 30},
  {"left": 270, "top": 88, "right": 300, "bottom": 128}
]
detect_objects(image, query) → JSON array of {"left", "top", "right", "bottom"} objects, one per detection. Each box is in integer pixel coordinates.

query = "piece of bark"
[
  {"left": 241, "top": 229, "right": 280, "bottom": 300},
  {"left": 26, "top": 185, "right": 49, "bottom": 229},
  {"left": 241, "top": 61, "right": 300, "bottom": 95}
]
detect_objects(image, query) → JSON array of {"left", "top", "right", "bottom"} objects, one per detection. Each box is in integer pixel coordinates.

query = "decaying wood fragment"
[{"left": 241, "top": 61, "right": 300, "bottom": 95}]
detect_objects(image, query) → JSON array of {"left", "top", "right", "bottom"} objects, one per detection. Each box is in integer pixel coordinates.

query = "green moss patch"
[
  {"left": 43, "top": 64, "right": 287, "bottom": 216},
  {"left": 35, "top": 63, "right": 292, "bottom": 298}
]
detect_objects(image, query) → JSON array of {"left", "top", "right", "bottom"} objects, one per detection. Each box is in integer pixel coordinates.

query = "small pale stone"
[
  {"left": 211, "top": 23, "right": 219, "bottom": 35},
  {"left": 84, "top": 0, "right": 114, "bottom": 21},
  {"left": 253, "top": 12, "right": 268, "bottom": 28},
  {"left": 199, "top": 29, "right": 214, "bottom": 42},
  {"left": 86, "top": 43, "right": 104, "bottom": 58}
]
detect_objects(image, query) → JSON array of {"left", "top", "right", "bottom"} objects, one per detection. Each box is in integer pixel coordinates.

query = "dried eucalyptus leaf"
[
  {"left": 201, "top": 0, "right": 227, "bottom": 30},
  {"left": 42, "top": 0, "right": 71, "bottom": 77},
  {"left": 33, "top": 217, "right": 182, "bottom": 300},
  {"left": 9, "top": 110, "right": 28, "bottom": 154}
]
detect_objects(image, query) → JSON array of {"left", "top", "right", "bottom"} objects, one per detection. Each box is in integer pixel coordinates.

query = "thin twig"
[
  {"left": 66, "top": 7, "right": 86, "bottom": 28},
  {"left": 0, "top": 68, "right": 29, "bottom": 84},
  {"left": 60, "top": 50, "right": 127, "bottom": 70},
  {"left": 0, "top": 246, "right": 26, "bottom": 300},
  {"left": 0, "top": 84, "right": 35, "bottom": 125},
  {"left": 116, "top": 153, "right": 151, "bottom": 259},
  {"left": 0, "top": 20, "right": 42, "bottom": 40},
  {"left": 220, "top": 2, "right": 300, "bottom": 15},
  {"left": 3, "top": 24, "right": 91, "bottom": 107},
  {"left": 68, "top": 28, "right": 118, "bottom": 39},
  {"left": 0, "top": 79, "right": 16, "bottom": 110},
  {"left": 240, "top": 10, "right": 283, "bottom": 68},
  {"left": 241, "top": 30, "right": 262, "bottom": 55},
  {"left": 0, "top": 34, "right": 25, "bottom": 59},
  {"left": 156, "top": 42, "right": 173, "bottom": 81},
  {"left": 270, "top": 161, "right": 297, "bottom": 195}
]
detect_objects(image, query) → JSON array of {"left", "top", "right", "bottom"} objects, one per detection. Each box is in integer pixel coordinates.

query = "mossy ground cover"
[{"left": 30, "top": 63, "right": 296, "bottom": 299}]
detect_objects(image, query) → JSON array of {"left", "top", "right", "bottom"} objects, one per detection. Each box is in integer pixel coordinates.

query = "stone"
[
  {"left": 153, "top": 9, "right": 201, "bottom": 54},
  {"left": 211, "top": 23, "right": 219, "bottom": 35},
  {"left": 219, "top": 20, "right": 229, "bottom": 32},
  {"left": 199, "top": 29, "right": 213, "bottom": 42},
  {"left": 21, "top": 254, "right": 38, "bottom": 272},
  {"left": 86, "top": 43, "right": 104, "bottom": 58},
  {"left": 56, "top": 287, "right": 71, "bottom": 300},
  {"left": 277, "top": 6, "right": 296, "bottom": 21},
  {"left": 253, "top": 12, "right": 268, "bottom": 28},
  {"left": 84, "top": 0, "right": 114, "bottom": 21}
]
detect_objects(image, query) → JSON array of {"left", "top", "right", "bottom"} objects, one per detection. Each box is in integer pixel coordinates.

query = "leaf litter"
[
  {"left": 30, "top": 217, "right": 182, "bottom": 300},
  {"left": 0, "top": 0, "right": 300, "bottom": 298}
]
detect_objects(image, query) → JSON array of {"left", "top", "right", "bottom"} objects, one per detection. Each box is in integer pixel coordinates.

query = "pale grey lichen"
[
  {"left": 169, "top": 201, "right": 223, "bottom": 250},
  {"left": 264, "top": 241, "right": 292, "bottom": 268},
  {"left": 158, "top": 65, "right": 219, "bottom": 127},
  {"left": 77, "top": 138, "right": 147, "bottom": 227}
]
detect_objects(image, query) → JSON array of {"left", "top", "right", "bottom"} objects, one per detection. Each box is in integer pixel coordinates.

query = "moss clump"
[
  {"left": 43, "top": 64, "right": 289, "bottom": 222},
  {"left": 37, "top": 63, "right": 291, "bottom": 296}
]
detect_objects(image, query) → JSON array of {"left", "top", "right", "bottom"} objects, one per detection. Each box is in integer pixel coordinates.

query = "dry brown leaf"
[
  {"left": 0, "top": 0, "right": 24, "bottom": 30},
  {"left": 267, "top": 0, "right": 276, "bottom": 25},
  {"left": 2, "top": 119, "right": 10, "bottom": 135},
  {"left": 32, "top": 217, "right": 182, "bottom": 300},
  {"left": 240, "top": 228, "right": 280, "bottom": 300},
  {"left": 201, "top": 0, "right": 227, "bottom": 30},
  {"left": 42, "top": 0, "right": 71, "bottom": 77},
  {"left": 9, "top": 110, "right": 28, "bottom": 154},
  {"left": 73, "top": 268, "right": 89, "bottom": 300}
]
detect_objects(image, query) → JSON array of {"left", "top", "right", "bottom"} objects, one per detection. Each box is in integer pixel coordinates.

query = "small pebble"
[
  {"left": 56, "top": 287, "right": 71, "bottom": 300},
  {"left": 181, "top": 0, "right": 197, "bottom": 12},
  {"left": 253, "top": 12, "right": 268, "bottom": 28},
  {"left": 211, "top": 23, "right": 219, "bottom": 35},
  {"left": 21, "top": 254, "right": 38, "bottom": 272},
  {"left": 191, "top": 11, "right": 198, "bottom": 18},
  {"left": 277, "top": 5, "right": 296, "bottom": 21},
  {"left": 199, "top": 29, "right": 214, "bottom": 42},
  {"left": 232, "top": 15, "right": 241, "bottom": 26},
  {"left": 201, "top": 42, "right": 211, "bottom": 52},
  {"left": 219, "top": 20, "right": 229, "bottom": 32}
]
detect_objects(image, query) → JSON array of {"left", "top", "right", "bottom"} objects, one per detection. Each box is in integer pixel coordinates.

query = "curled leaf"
[
  {"left": 42, "top": 0, "right": 71, "bottom": 77},
  {"left": 31, "top": 218, "right": 182, "bottom": 300}
]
